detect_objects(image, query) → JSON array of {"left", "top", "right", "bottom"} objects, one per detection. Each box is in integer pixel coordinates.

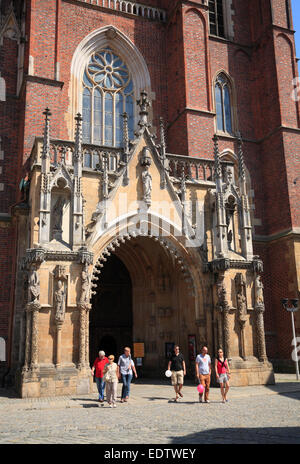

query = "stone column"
[
  {"left": 23, "top": 304, "right": 32, "bottom": 373},
  {"left": 30, "top": 302, "right": 40, "bottom": 374},
  {"left": 255, "top": 305, "right": 268, "bottom": 362},
  {"left": 85, "top": 306, "right": 91, "bottom": 368},
  {"left": 56, "top": 322, "right": 63, "bottom": 367},
  {"left": 78, "top": 304, "right": 86, "bottom": 370},
  {"left": 223, "top": 307, "right": 231, "bottom": 360},
  {"left": 239, "top": 319, "right": 247, "bottom": 360}
]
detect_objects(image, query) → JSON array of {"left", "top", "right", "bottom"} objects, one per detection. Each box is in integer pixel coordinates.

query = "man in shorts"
[
  {"left": 167, "top": 345, "right": 186, "bottom": 402},
  {"left": 195, "top": 346, "right": 211, "bottom": 403}
]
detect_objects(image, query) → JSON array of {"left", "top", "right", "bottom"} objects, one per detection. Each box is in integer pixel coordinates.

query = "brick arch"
[
  {"left": 275, "top": 33, "right": 299, "bottom": 127},
  {"left": 183, "top": 7, "right": 211, "bottom": 111}
]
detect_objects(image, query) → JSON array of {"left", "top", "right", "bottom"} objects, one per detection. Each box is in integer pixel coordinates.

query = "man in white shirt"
[{"left": 195, "top": 346, "right": 211, "bottom": 403}]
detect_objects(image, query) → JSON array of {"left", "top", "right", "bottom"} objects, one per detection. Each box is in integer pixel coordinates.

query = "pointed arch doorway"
[
  {"left": 89, "top": 235, "right": 201, "bottom": 376},
  {"left": 89, "top": 254, "right": 133, "bottom": 363}
]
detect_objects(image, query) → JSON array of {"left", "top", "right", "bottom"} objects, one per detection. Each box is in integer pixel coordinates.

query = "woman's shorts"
[
  {"left": 171, "top": 370, "right": 184, "bottom": 385},
  {"left": 218, "top": 373, "right": 229, "bottom": 384}
]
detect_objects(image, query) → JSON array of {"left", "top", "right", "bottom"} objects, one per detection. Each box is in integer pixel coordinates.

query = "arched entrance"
[
  {"left": 89, "top": 235, "right": 202, "bottom": 376},
  {"left": 89, "top": 254, "right": 132, "bottom": 363}
]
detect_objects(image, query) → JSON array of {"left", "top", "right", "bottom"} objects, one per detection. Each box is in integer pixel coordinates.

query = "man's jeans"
[
  {"left": 95, "top": 377, "right": 105, "bottom": 401},
  {"left": 121, "top": 373, "right": 133, "bottom": 399}
]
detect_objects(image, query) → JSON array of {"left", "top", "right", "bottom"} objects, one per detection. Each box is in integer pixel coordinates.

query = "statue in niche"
[
  {"left": 52, "top": 196, "right": 66, "bottom": 241},
  {"left": 54, "top": 280, "right": 66, "bottom": 323},
  {"left": 225, "top": 195, "right": 236, "bottom": 251},
  {"left": 80, "top": 264, "right": 91, "bottom": 306},
  {"left": 142, "top": 165, "right": 152, "bottom": 206},
  {"left": 140, "top": 148, "right": 152, "bottom": 206},
  {"left": 224, "top": 167, "right": 234, "bottom": 186},
  {"left": 28, "top": 266, "right": 40, "bottom": 304},
  {"left": 255, "top": 275, "right": 264, "bottom": 307},
  {"left": 235, "top": 273, "right": 247, "bottom": 323}
]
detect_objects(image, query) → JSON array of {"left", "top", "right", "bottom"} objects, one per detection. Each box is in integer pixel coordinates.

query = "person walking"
[
  {"left": 103, "top": 355, "right": 119, "bottom": 408},
  {"left": 195, "top": 346, "right": 211, "bottom": 403},
  {"left": 215, "top": 348, "right": 231, "bottom": 403},
  {"left": 167, "top": 345, "right": 186, "bottom": 402},
  {"left": 91, "top": 350, "right": 109, "bottom": 403},
  {"left": 118, "top": 347, "right": 137, "bottom": 402}
]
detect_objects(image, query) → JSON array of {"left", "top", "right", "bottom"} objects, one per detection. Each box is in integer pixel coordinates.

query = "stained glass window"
[
  {"left": 82, "top": 49, "right": 134, "bottom": 147},
  {"left": 215, "top": 74, "right": 233, "bottom": 134}
]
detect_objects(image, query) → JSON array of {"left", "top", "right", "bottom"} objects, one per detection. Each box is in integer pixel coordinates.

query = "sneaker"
[
  {"left": 205, "top": 400, "right": 210, "bottom": 403},
  {"left": 113, "top": 404, "right": 117, "bottom": 408}
]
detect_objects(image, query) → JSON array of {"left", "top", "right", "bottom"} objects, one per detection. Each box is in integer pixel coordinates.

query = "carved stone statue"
[
  {"left": 255, "top": 275, "right": 264, "bottom": 307},
  {"left": 52, "top": 196, "right": 66, "bottom": 240},
  {"left": 54, "top": 280, "right": 66, "bottom": 323},
  {"left": 28, "top": 267, "right": 40, "bottom": 304},
  {"left": 142, "top": 165, "right": 152, "bottom": 199},
  {"left": 80, "top": 265, "right": 91, "bottom": 305},
  {"left": 235, "top": 273, "right": 247, "bottom": 322}
]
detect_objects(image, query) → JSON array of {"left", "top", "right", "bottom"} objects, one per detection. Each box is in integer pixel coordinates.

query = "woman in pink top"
[{"left": 215, "top": 348, "right": 231, "bottom": 403}]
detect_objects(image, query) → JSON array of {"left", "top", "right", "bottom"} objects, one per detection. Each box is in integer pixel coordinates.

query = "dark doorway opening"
[{"left": 89, "top": 254, "right": 132, "bottom": 364}]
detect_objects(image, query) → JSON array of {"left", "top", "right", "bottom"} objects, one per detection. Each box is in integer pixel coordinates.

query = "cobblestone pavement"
[{"left": 0, "top": 374, "right": 299, "bottom": 444}]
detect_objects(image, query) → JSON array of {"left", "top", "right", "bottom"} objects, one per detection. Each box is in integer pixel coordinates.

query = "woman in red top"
[
  {"left": 91, "top": 350, "right": 109, "bottom": 402},
  {"left": 215, "top": 348, "right": 231, "bottom": 403}
]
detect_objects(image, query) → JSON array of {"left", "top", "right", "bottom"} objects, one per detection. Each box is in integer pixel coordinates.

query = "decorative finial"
[
  {"left": 159, "top": 117, "right": 166, "bottom": 154},
  {"left": 237, "top": 131, "right": 246, "bottom": 182},
  {"left": 74, "top": 113, "right": 83, "bottom": 161},
  {"left": 42, "top": 108, "right": 51, "bottom": 159},
  {"left": 213, "top": 134, "right": 221, "bottom": 180},
  {"left": 123, "top": 112, "right": 129, "bottom": 155},
  {"left": 137, "top": 90, "right": 151, "bottom": 131}
]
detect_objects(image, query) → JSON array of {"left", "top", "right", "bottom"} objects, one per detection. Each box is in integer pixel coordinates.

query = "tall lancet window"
[
  {"left": 215, "top": 73, "right": 233, "bottom": 134},
  {"left": 82, "top": 49, "right": 134, "bottom": 147},
  {"left": 209, "top": 0, "right": 225, "bottom": 38}
]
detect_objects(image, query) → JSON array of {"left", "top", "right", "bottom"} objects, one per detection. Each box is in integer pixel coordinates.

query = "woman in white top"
[
  {"left": 103, "top": 355, "right": 119, "bottom": 408},
  {"left": 117, "top": 347, "right": 138, "bottom": 402}
]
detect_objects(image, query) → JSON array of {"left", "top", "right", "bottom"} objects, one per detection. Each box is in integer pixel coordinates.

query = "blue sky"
[{"left": 292, "top": 0, "right": 300, "bottom": 58}]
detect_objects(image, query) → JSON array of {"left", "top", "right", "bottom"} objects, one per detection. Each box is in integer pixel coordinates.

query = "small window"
[
  {"left": 0, "top": 76, "right": 6, "bottom": 102},
  {"left": 209, "top": 0, "right": 225, "bottom": 38},
  {"left": 0, "top": 337, "right": 6, "bottom": 362},
  {"left": 215, "top": 74, "right": 233, "bottom": 134},
  {"left": 82, "top": 49, "right": 134, "bottom": 147}
]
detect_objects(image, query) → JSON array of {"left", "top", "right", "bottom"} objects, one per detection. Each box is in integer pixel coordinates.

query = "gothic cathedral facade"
[{"left": 0, "top": 0, "right": 299, "bottom": 397}]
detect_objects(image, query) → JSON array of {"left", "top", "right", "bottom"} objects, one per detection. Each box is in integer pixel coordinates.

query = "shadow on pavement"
[
  {"left": 169, "top": 427, "right": 300, "bottom": 444},
  {"left": 266, "top": 382, "right": 300, "bottom": 401}
]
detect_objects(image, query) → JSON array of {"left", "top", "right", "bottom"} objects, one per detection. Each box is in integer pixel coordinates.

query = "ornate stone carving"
[
  {"left": 255, "top": 275, "right": 264, "bottom": 307},
  {"left": 28, "top": 266, "right": 40, "bottom": 304},
  {"left": 78, "top": 305, "right": 87, "bottom": 370},
  {"left": 254, "top": 275, "right": 268, "bottom": 362},
  {"left": 80, "top": 264, "right": 92, "bottom": 306},
  {"left": 216, "top": 274, "right": 231, "bottom": 359},
  {"left": 137, "top": 90, "right": 151, "bottom": 132}
]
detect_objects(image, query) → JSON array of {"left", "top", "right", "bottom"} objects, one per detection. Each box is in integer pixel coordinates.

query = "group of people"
[
  {"left": 92, "top": 344, "right": 230, "bottom": 407},
  {"left": 91, "top": 347, "right": 137, "bottom": 407},
  {"left": 168, "top": 345, "right": 230, "bottom": 403}
]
